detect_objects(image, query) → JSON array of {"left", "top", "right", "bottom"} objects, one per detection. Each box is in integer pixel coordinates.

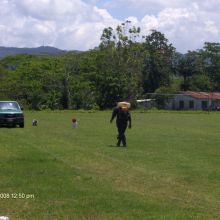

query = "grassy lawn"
[{"left": 0, "top": 110, "right": 220, "bottom": 220}]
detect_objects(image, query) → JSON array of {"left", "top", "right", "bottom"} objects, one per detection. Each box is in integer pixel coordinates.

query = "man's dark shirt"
[{"left": 110, "top": 107, "right": 131, "bottom": 127}]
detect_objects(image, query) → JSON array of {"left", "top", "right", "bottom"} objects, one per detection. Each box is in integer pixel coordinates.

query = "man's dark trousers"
[{"left": 117, "top": 121, "right": 127, "bottom": 146}]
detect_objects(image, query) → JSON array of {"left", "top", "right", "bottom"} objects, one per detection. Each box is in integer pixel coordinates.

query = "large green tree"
[
  {"left": 142, "top": 30, "right": 176, "bottom": 93},
  {"left": 97, "top": 21, "right": 145, "bottom": 108}
]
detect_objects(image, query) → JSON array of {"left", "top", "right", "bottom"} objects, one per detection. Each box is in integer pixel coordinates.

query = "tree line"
[{"left": 0, "top": 22, "right": 220, "bottom": 110}]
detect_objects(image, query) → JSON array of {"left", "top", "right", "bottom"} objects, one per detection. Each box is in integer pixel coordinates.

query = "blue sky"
[{"left": 0, "top": 0, "right": 219, "bottom": 53}]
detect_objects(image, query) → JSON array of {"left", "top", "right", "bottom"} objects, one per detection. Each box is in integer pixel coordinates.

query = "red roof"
[{"left": 183, "top": 91, "right": 220, "bottom": 100}]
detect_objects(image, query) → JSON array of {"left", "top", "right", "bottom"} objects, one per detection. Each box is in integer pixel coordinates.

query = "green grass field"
[{"left": 0, "top": 110, "right": 220, "bottom": 220}]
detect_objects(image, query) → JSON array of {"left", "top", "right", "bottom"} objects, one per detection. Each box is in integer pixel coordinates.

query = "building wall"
[
  {"left": 165, "top": 94, "right": 220, "bottom": 110},
  {"left": 211, "top": 100, "right": 220, "bottom": 110},
  {"left": 170, "top": 95, "right": 210, "bottom": 110}
]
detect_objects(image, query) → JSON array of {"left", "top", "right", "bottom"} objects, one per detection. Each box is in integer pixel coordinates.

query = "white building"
[{"left": 167, "top": 91, "right": 220, "bottom": 110}]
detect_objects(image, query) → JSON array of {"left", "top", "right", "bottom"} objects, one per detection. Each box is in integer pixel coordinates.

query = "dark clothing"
[
  {"left": 110, "top": 107, "right": 131, "bottom": 146},
  {"left": 117, "top": 123, "right": 127, "bottom": 146}
]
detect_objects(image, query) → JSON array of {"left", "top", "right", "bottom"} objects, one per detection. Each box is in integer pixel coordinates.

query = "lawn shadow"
[
  {"left": 0, "top": 125, "right": 19, "bottom": 129},
  {"left": 108, "top": 144, "right": 118, "bottom": 147},
  {"left": 108, "top": 144, "right": 127, "bottom": 148}
]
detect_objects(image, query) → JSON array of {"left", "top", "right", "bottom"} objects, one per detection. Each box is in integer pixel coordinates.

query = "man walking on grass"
[{"left": 110, "top": 102, "right": 132, "bottom": 147}]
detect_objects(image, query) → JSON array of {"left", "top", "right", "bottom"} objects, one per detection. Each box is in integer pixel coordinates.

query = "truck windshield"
[{"left": 0, "top": 102, "right": 19, "bottom": 110}]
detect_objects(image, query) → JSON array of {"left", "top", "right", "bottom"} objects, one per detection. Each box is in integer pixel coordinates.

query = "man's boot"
[
  {"left": 117, "top": 135, "right": 121, "bottom": 146},
  {"left": 122, "top": 135, "right": 126, "bottom": 147}
]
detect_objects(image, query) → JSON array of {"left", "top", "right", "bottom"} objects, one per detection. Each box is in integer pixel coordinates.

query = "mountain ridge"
[{"left": 0, "top": 46, "right": 78, "bottom": 58}]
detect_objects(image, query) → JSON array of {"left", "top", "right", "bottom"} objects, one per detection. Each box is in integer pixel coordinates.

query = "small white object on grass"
[{"left": 32, "top": 119, "right": 38, "bottom": 126}]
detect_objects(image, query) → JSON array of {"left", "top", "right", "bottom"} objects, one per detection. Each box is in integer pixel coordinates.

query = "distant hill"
[{"left": 0, "top": 46, "right": 70, "bottom": 58}]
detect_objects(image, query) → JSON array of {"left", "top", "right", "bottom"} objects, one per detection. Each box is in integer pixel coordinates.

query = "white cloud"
[
  {"left": 113, "top": 0, "right": 219, "bottom": 52},
  {"left": 137, "top": 5, "right": 220, "bottom": 52},
  {"left": 15, "top": 0, "right": 88, "bottom": 20},
  {"left": 0, "top": 0, "right": 219, "bottom": 52},
  {"left": 0, "top": 0, "right": 119, "bottom": 50}
]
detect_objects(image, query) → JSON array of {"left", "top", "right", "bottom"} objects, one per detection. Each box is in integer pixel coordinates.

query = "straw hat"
[{"left": 117, "top": 101, "right": 131, "bottom": 109}]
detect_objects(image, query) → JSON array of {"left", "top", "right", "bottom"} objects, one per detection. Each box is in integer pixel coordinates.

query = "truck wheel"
[{"left": 19, "top": 123, "right": 24, "bottom": 128}]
